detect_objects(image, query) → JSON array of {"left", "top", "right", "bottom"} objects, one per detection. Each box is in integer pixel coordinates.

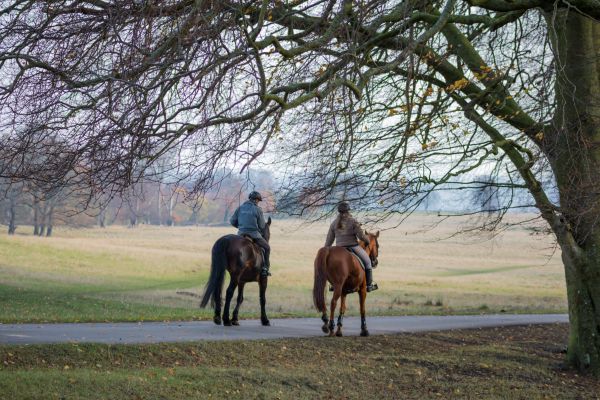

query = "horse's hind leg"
[
  {"left": 259, "top": 276, "right": 270, "bottom": 326},
  {"left": 321, "top": 313, "right": 329, "bottom": 334},
  {"left": 222, "top": 279, "right": 237, "bottom": 326},
  {"left": 232, "top": 282, "right": 245, "bottom": 326},
  {"left": 358, "top": 287, "right": 369, "bottom": 337},
  {"left": 213, "top": 280, "right": 223, "bottom": 325},
  {"left": 327, "top": 287, "right": 342, "bottom": 337},
  {"left": 319, "top": 280, "right": 328, "bottom": 333},
  {"left": 335, "top": 294, "right": 347, "bottom": 337}
]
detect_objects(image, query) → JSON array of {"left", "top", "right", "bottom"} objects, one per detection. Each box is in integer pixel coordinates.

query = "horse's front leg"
[
  {"left": 358, "top": 287, "right": 369, "bottom": 337},
  {"left": 259, "top": 276, "right": 270, "bottom": 326},
  {"left": 222, "top": 279, "right": 237, "bottom": 326},
  {"left": 335, "top": 294, "right": 347, "bottom": 337},
  {"left": 232, "top": 282, "right": 245, "bottom": 326}
]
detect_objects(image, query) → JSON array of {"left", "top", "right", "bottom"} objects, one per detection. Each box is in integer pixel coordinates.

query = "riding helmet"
[
  {"left": 249, "top": 191, "right": 263, "bottom": 201},
  {"left": 337, "top": 201, "right": 350, "bottom": 213}
]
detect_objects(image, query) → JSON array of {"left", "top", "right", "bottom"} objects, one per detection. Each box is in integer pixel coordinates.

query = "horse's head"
[
  {"left": 262, "top": 216, "right": 272, "bottom": 242},
  {"left": 364, "top": 230, "right": 380, "bottom": 268}
]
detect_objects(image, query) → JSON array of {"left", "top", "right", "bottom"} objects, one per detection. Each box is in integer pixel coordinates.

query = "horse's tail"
[
  {"left": 313, "top": 247, "right": 329, "bottom": 313},
  {"left": 200, "top": 236, "right": 229, "bottom": 308}
]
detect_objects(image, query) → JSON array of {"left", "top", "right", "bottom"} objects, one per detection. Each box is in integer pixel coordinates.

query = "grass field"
[
  {"left": 0, "top": 214, "right": 567, "bottom": 323},
  {"left": 1, "top": 324, "right": 598, "bottom": 399}
]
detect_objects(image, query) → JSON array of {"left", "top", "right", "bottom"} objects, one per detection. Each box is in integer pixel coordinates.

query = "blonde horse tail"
[{"left": 313, "top": 247, "right": 329, "bottom": 312}]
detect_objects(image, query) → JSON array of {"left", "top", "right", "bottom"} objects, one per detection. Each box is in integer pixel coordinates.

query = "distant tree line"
[{"left": 0, "top": 167, "right": 275, "bottom": 235}]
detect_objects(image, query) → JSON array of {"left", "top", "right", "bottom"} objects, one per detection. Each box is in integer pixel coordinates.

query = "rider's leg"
[
  {"left": 352, "top": 246, "right": 377, "bottom": 291},
  {"left": 254, "top": 237, "right": 271, "bottom": 276}
]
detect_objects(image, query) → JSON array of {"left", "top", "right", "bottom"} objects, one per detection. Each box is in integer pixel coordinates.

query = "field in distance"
[{"left": 0, "top": 214, "right": 566, "bottom": 323}]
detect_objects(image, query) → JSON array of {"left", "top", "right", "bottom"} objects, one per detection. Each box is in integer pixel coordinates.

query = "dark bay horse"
[
  {"left": 313, "top": 231, "right": 380, "bottom": 337},
  {"left": 200, "top": 217, "right": 271, "bottom": 326}
]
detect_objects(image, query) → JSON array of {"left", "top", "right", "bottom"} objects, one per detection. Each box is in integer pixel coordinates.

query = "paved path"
[{"left": 0, "top": 314, "right": 567, "bottom": 345}]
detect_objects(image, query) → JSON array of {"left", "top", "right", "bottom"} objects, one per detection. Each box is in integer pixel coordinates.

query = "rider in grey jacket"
[{"left": 230, "top": 191, "right": 271, "bottom": 276}]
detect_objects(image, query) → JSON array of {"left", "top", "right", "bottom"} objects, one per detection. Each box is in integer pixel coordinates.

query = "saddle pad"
[
  {"left": 345, "top": 247, "right": 366, "bottom": 270},
  {"left": 241, "top": 234, "right": 254, "bottom": 242}
]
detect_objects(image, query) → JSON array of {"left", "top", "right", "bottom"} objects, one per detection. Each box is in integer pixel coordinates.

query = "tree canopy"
[{"left": 1, "top": 0, "right": 600, "bottom": 374}]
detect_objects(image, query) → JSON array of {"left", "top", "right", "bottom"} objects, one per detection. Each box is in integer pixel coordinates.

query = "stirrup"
[
  {"left": 367, "top": 283, "right": 378, "bottom": 292},
  {"left": 261, "top": 267, "right": 271, "bottom": 277}
]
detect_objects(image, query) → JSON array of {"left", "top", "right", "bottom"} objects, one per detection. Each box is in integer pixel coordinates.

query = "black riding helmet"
[
  {"left": 337, "top": 201, "right": 350, "bottom": 213},
  {"left": 249, "top": 191, "right": 263, "bottom": 201}
]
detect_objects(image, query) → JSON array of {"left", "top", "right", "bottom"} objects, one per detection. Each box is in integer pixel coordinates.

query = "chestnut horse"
[
  {"left": 200, "top": 217, "right": 271, "bottom": 326},
  {"left": 313, "top": 231, "right": 380, "bottom": 337}
]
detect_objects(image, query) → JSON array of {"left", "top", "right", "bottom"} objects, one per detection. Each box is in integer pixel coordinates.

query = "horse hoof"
[
  {"left": 232, "top": 320, "right": 239, "bottom": 326},
  {"left": 223, "top": 320, "right": 232, "bottom": 327},
  {"left": 213, "top": 316, "right": 222, "bottom": 325},
  {"left": 322, "top": 325, "right": 329, "bottom": 334},
  {"left": 336, "top": 331, "right": 343, "bottom": 337},
  {"left": 261, "top": 319, "right": 270, "bottom": 326},
  {"left": 328, "top": 331, "right": 335, "bottom": 337},
  {"left": 360, "top": 329, "right": 370, "bottom": 337}
]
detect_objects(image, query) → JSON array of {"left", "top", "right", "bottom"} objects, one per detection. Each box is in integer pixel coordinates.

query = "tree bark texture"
[{"left": 546, "top": 11, "right": 600, "bottom": 375}]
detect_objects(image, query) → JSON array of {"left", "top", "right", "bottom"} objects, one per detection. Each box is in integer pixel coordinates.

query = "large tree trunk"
[
  {"left": 167, "top": 189, "right": 176, "bottom": 226},
  {"left": 157, "top": 182, "right": 162, "bottom": 225},
  {"left": 37, "top": 202, "right": 48, "bottom": 236},
  {"left": 546, "top": 11, "right": 600, "bottom": 375},
  {"left": 128, "top": 196, "right": 138, "bottom": 227},
  {"left": 559, "top": 237, "right": 600, "bottom": 373},
  {"left": 32, "top": 197, "right": 39, "bottom": 236},
  {"left": 46, "top": 204, "right": 54, "bottom": 237},
  {"left": 97, "top": 208, "right": 106, "bottom": 228},
  {"left": 7, "top": 198, "right": 16, "bottom": 235}
]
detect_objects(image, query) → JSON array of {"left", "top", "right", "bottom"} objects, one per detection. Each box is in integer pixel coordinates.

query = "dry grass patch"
[{"left": 0, "top": 214, "right": 567, "bottom": 322}]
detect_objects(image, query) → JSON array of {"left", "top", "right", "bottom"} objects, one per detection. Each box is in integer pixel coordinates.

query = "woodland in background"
[{"left": 0, "top": 169, "right": 275, "bottom": 234}]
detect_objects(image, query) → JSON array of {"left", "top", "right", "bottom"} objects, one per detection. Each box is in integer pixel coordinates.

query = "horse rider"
[
  {"left": 325, "top": 201, "right": 378, "bottom": 292},
  {"left": 230, "top": 191, "right": 271, "bottom": 277}
]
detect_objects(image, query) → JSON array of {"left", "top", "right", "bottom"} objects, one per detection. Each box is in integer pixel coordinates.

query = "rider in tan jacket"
[{"left": 325, "top": 202, "right": 378, "bottom": 292}]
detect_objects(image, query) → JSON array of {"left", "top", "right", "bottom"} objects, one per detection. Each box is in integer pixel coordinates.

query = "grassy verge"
[
  {"left": 1, "top": 324, "right": 597, "bottom": 399},
  {"left": 0, "top": 285, "right": 211, "bottom": 323}
]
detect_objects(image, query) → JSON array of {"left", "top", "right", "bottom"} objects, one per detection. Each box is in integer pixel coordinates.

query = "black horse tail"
[
  {"left": 313, "top": 247, "right": 329, "bottom": 313},
  {"left": 200, "top": 236, "right": 230, "bottom": 308}
]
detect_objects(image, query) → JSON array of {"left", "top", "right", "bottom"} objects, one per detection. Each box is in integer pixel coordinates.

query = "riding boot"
[
  {"left": 365, "top": 268, "right": 378, "bottom": 292},
  {"left": 261, "top": 250, "right": 271, "bottom": 277}
]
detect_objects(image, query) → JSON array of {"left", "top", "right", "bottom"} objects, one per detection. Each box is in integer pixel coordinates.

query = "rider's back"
[
  {"left": 325, "top": 215, "right": 367, "bottom": 247},
  {"left": 230, "top": 200, "right": 265, "bottom": 238}
]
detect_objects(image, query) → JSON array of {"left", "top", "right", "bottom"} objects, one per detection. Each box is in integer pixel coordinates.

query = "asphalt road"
[{"left": 0, "top": 314, "right": 568, "bottom": 345}]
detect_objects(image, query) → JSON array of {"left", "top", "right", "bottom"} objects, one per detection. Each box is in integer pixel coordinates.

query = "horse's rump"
[
  {"left": 313, "top": 247, "right": 363, "bottom": 312},
  {"left": 327, "top": 246, "right": 362, "bottom": 274}
]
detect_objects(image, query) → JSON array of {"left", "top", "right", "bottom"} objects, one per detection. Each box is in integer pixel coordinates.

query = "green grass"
[
  {"left": 1, "top": 324, "right": 598, "bottom": 399},
  {"left": 0, "top": 285, "right": 210, "bottom": 323}
]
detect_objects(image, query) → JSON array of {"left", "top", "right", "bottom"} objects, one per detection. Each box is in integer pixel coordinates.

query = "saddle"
[
  {"left": 344, "top": 246, "right": 366, "bottom": 271},
  {"left": 241, "top": 234, "right": 266, "bottom": 265},
  {"left": 241, "top": 234, "right": 255, "bottom": 242}
]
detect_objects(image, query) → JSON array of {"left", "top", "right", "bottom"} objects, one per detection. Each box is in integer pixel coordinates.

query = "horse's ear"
[
  {"left": 375, "top": 230, "right": 380, "bottom": 238},
  {"left": 267, "top": 216, "right": 272, "bottom": 226},
  {"left": 365, "top": 230, "right": 370, "bottom": 236}
]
